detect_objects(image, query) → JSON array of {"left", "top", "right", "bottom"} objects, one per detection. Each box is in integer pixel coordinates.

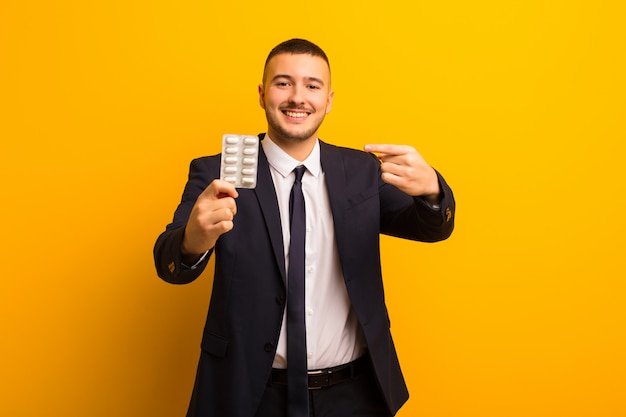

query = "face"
[{"left": 259, "top": 53, "right": 334, "bottom": 146}]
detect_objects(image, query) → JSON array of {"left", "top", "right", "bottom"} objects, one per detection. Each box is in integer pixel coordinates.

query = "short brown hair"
[{"left": 263, "top": 39, "right": 330, "bottom": 82}]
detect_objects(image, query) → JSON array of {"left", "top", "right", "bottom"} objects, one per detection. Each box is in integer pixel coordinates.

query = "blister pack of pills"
[{"left": 220, "top": 134, "right": 259, "bottom": 188}]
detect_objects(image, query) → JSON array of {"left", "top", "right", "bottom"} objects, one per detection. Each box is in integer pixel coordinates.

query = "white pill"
[
  {"left": 241, "top": 177, "right": 254, "bottom": 184},
  {"left": 243, "top": 137, "right": 258, "bottom": 145},
  {"left": 223, "top": 166, "right": 237, "bottom": 173},
  {"left": 242, "top": 148, "right": 256, "bottom": 155},
  {"left": 241, "top": 168, "right": 255, "bottom": 175},
  {"left": 225, "top": 147, "right": 238, "bottom": 154},
  {"left": 225, "top": 136, "right": 239, "bottom": 144},
  {"left": 224, "top": 156, "right": 237, "bottom": 164},
  {"left": 224, "top": 176, "right": 236, "bottom": 183},
  {"left": 242, "top": 157, "right": 256, "bottom": 165}
]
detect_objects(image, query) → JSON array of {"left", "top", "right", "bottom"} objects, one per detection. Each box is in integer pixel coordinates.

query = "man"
[{"left": 154, "top": 38, "right": 455, "bottom": 417}]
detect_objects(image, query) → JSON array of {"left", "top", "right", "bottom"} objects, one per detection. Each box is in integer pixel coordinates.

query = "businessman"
[{"left": 154, "top": 38, "right": 455, "bottom": 417}]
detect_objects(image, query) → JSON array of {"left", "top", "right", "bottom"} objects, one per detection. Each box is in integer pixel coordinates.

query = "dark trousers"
[{"left": 254, "top": 359, "right": 392, "bottom": 417}]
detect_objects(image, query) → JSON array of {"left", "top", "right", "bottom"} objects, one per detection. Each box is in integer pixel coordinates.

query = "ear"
[
  {"left": 325, "top": 90, "right": 334, "bottom": 114},
  {"left": 258, "top": 84, "right": 265, "bottom": 109}
]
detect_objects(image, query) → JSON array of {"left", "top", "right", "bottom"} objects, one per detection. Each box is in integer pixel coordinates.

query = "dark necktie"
[{"left": 287, "top": 165, "right": 308, "bottom": 417}]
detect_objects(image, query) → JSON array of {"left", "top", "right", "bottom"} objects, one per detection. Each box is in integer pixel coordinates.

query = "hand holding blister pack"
[{"left": 220, "top": 134, "right": 259, "bottom": 189}]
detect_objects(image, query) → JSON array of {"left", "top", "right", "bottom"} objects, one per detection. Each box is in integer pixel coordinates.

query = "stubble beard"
[{"left": 266, "top": 109, "right": 325, "bottom": 143}]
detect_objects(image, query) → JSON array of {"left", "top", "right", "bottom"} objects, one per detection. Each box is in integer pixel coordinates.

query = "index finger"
[{"left": 364, "top": 144, "right": 411, "bottom": 156}]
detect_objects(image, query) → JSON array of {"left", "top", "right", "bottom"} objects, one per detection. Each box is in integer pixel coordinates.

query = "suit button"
[
  {"left": 275, "top": 295, "right": 285, "bottom": 305},
  {"left": 264, "top": 342, "right": 274, "bottom": 352}
]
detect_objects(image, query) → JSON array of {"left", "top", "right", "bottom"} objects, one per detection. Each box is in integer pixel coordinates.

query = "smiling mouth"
[{"left": 282, "top": 110, "right": 311, "bottom": 119}]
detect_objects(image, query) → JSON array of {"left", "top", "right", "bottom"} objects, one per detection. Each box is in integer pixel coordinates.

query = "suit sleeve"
[
  {"left": 153, "top": 156, "right": 219, "bottom": 284},
  {"left": 377, "top": 153, "right": 455, "bottom": 242}
]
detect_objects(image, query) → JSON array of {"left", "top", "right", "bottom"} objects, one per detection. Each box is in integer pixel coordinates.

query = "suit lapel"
[
  {"left": 254, "top": 139, "right": 287, "bottom": 284},
  {"left": 319, "top": 141, "right": 349, "bottom": 262}
]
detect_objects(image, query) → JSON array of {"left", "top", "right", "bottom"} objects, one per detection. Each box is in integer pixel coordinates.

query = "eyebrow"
[{"left": 271, "top": 74, "right": 325, "bottom": 86}]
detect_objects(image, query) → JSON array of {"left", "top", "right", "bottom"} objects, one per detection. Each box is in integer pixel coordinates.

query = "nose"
[{"left": 288, "top": 84, "right": 305, "bottom": 105}]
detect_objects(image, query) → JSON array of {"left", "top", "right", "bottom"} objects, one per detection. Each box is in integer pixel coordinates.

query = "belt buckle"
[{"left": 307, "top": 369, "right": 331, "bottom": 390}]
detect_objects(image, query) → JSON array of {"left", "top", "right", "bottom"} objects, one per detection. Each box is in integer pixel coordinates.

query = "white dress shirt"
[{"left": 262, "top": 136, "right": 366, "bottom": 370}]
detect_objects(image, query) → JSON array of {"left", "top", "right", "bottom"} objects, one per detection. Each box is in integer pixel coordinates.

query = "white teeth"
[{"left": 285, "top": 111, "right": 308, "bottom": 118}]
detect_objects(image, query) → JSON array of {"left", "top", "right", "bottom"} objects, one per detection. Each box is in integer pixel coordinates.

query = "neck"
[{"left": 267, "top": 133, "right": 317, "bottom": 162}]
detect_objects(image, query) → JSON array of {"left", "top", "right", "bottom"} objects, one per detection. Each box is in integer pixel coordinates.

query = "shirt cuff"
[
  {"left": 181, "top": 251, "right": 209, "bottom": 270},
  {"left": 418, "top": 196, "right": 441, "bottom": 211},
  {"left": 426, "top": 201, "right": 441, "bottom": 210}
]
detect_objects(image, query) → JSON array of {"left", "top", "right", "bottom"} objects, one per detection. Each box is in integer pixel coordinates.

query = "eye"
[
  {"left": 275, "top": 81, "right": 291, "bottom": 87},
  {"left": 307, "top": 84, "right": 321, "bottom": 90}
]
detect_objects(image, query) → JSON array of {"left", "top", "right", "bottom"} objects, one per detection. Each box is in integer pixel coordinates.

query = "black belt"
[{"left": 271, "top": 355, "right": 370, "bottom": 390}]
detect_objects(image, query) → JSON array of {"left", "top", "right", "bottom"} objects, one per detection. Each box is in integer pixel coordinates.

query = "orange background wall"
[{"left": 1, "top": 1, "right": 625, "bottom": 416}]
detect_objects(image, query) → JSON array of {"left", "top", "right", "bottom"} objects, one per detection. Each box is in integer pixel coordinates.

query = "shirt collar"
[{"left": 262, "top": 134, "right": 321, "bottom": 179}]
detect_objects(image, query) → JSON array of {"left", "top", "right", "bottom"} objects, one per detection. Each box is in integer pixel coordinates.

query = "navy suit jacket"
[{"left": 154, "top": 136, "right": 455, "bottom": 417}]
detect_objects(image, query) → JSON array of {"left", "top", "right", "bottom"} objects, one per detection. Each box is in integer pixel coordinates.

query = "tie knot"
[{"left": 293, "top": 166, "right": 306, "bottom": 183}]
